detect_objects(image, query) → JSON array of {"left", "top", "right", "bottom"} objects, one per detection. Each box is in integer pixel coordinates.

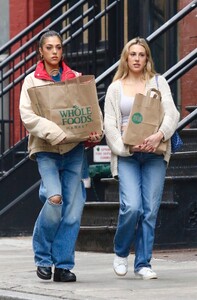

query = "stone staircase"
[{"left": 76, "top": 127, "right": 197, "bottom": 252}]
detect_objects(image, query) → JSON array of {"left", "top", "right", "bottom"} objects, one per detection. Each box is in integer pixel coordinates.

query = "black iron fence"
[
  {"left": 0, "top": 0, "right": 122, "bottom": 154},
  {"left": 0, "top": 0, "right": 196, "bottom": 177}
]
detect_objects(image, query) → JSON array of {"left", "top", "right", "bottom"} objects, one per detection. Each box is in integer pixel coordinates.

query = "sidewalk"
[{"left": 0, "top": 236, "right": 197, "bottom": 300}]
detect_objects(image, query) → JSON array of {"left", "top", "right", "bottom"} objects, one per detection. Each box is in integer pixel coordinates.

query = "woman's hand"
[
  {"left": 58, "top": 137, "right": 67, "bottom": 145},
  {"left": 87, "top": 132, "right": 103, "bottom": 143},
  {"left": 130, "top": 131, "right": 164, "bottom": 153}
]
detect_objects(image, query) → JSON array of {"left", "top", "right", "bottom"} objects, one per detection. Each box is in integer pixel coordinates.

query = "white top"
[
  {"left": 104, "top": 75, "right": 180, "bottom": 178},
  {"left": 120, "top": 83, "right": 135, "bottom": 126}
]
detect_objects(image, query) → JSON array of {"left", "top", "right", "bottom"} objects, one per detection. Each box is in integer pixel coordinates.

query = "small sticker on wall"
[{"left": 93, "top": 145, "right": 111, "bottom": 162}]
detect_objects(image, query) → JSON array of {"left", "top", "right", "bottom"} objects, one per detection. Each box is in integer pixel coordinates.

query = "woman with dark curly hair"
[{"left": 20, "top": 30, "right": 102, "bottom": 282}]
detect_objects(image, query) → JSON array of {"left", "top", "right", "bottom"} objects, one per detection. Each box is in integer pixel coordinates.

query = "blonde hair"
[{"left": 113, "top": 37, "right": 156, "bottom": 82}]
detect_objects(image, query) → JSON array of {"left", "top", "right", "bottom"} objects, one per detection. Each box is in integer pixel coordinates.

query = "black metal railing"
[
  {"left": 0, "top": 0, "right": 121, "bottom": 154},
  {"left": 0, "top": 0, "right": 196, "bottom": 178},
  {"left": 177, "top": 108, "right": 197, "bottom": 131},
  {"left": 0, "top": 0, "right": 70, "bottom": 54},
  {"left": 0, "top": 41, "right": 196, "bottom": 180},
  {"left": 96, "top": 0, "right": 197, "bottom": 86}
]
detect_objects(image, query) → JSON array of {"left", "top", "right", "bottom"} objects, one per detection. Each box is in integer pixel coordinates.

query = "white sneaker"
[
  {"left": 135, "top": 267, "right": 157, "bottom": 280},
  {"left": 113, "top": 254, "right": 128, "bottom": 276}
]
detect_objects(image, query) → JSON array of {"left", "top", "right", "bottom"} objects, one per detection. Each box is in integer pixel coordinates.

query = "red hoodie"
[{"left": 34, "top": 60, "right": 81, "bottom": 81}]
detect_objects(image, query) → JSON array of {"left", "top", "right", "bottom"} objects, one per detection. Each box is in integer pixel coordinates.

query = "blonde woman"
[{"left": 104, "top": 37, "right": 179, "bottom": 279}]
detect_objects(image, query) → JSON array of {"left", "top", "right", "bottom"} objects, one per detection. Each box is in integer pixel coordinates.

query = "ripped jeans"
[{"left": 33, "top": 143, "right": 86, "bottom": 270}]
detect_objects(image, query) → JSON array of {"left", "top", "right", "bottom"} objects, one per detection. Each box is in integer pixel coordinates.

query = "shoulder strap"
[{"left": 155, "top": 74, "right": 159, "bottom": 90}]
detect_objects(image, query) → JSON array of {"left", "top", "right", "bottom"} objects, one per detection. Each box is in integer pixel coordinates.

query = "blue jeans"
[
  {"left": 33, "top": 143, "right": 86, "bottom": 270},
  {"left": 115, "top": 152, "right": 167, "bottom": 272}
]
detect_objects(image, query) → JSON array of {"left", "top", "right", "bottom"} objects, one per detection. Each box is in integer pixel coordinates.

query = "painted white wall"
[
  {"left": 0, "top": 0, "right": 9, "bottom": 47},
  {"left": 0, "top": 0, "right": 9, "bottom": 151}
]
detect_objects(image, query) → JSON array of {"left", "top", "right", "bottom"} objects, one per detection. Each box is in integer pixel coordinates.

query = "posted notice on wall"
[{"left": 93, "top": 145, "right": 111, "bottom": 162}]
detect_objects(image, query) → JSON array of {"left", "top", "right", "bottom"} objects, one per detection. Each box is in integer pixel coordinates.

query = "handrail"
[
  {"left": 0, "top": 0, "right": 120, "bottom": 98},
  {"left": 63, "top": 0, "right": 121, "bottom": 44},
  {"left": 177, "top": 108, "right": 197, "bottom": 131},
  {"left": 0, "top": 0, "right": 195, "bottom": 73},
  {"left": 0, "top": 0, "right": 89, "bottom": 68},
  {"left": 1, "top": 6, "right": 94, "bottom": 83},
  {"left": 0, "top": 66, "right": 35, "bottom": 97},
  {"left": 0, "top": 0, "right": 196, "bottom": 157},
  {"left": 146, "top": 0, "right": 197, "bottom": 43},
  {"left": 96, "top": 53, "right": 196, "bottom": 103},
  {"left": 0, "top": 180, "right": 40, "bottom": 216},
  {"left": 95, "top": 0, "right": 197, "bottom": 85},
  {"left": 163, "top": 48, "right": 197, "bottom": 80},
  {"left": 167, "top": 57, "right": 197, "bottom": 85},
  {"left": 0, "top": 0, "right": 119, "bottom": 70},
  {"left": 0, "top": 0, "right": 69, "bottom": 54},
  {"left": 0, "top": 0, "right": 196, "bottom": 214},
  {"left": 60, "top": 5, "right": 94, "bottom": 36}
]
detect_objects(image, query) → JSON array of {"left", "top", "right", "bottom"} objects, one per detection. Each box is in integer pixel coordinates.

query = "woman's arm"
[
  {"left": 157, "top": 76, "right": 180, "bottom": 141},
  {"left": 104, "top": 84, "right": 131, "bottom": 156},
  {"left": 19, "top": 75, "right": 66, "bottom": 145}
]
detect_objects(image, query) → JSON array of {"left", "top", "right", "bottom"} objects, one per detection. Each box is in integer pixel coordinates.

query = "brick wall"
[
  {"left": 7, "top": 0, "right": 196, "bottom": 144},
  {"left": 178, "top": 0, "right": 197, "bottom": 118},
  {"left": 9, "top": 0, "right": 50, "bottom": 144},
  {"left": 9, "top": 0, "right": 50, "bottom": 37}
]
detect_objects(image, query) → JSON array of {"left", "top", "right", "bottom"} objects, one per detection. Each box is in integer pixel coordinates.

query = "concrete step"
[
  {"left": 77, "top": 175, "right": 197, "bottom": 252},
  {"left": 179, "top": 128, "right": 197, "bottom": 151},
  {"left": 167, "top": 151, "right": 197, "bottom": 176}
]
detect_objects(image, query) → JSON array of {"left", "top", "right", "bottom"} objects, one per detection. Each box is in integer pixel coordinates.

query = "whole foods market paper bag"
[
  {"left": 28, "top": 75, "right": 103, "bottom": 143},
  {"left": 122, "top": 88, "right": 167, "bottom": 154}
]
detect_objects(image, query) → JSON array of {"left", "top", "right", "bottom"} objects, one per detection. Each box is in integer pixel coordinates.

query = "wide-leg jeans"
[
  {"left": 115, "top": 152, "right": 167, "bottom": 272},
  {"left": 33, "top": 143, "right": 86, "bottom": 270}
]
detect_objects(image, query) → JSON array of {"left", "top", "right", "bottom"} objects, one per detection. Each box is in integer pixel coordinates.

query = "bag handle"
[
  {"left": 146, "top": 88, "right": 161, "bottom": 100},
  {"left": 155, "top": 74, "right": 159, "bottom": 90}
]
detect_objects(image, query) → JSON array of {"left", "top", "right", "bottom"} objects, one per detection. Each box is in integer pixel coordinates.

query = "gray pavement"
[{"left": 0, "top": 237, "right": 197, "bottom": 300}]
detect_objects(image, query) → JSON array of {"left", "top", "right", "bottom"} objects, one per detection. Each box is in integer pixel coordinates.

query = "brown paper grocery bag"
[
  {"left": 122, "top": 88, "right": 167, "bottom": 154},
  {"left": 28, "top": 75, "right": 103, "bottom": 143}
]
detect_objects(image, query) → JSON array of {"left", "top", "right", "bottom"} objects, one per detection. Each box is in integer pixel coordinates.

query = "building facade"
[{"left": 0, "top": 0, "right": 196, "bottom": 150}]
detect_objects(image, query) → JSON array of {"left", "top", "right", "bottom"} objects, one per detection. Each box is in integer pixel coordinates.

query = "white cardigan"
[{"left": 104, "top": 75, "right": 180, "bottom": 178}]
